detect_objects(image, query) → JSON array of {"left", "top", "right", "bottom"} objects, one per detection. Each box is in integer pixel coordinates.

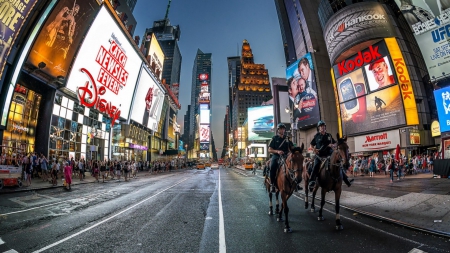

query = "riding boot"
[{"left": 342, "top": 169, "right": 353, "bottom": 187}]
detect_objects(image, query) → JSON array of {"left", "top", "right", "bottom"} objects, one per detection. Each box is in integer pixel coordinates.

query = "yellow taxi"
[
  {"left": 197, "top": 163, "right": 205, "bottom": 169},
  {"left": 205, "top": 162, "right": 211, "bottom": 167},
  {"left": 244, "top": 162, "right": 253, "bottom": 170}
]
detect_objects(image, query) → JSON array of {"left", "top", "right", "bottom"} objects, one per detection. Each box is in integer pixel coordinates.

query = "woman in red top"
[{"left": 64, "top": 162, "right": 72, "bottom": 190}]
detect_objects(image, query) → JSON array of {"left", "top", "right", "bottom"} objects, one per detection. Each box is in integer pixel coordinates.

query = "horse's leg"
[
  {"left": 283, "top": 192, "right": 292, "bottom": 233},
  {"left": 318, "top": 188, "right": 326, "bottom": 221},
  {"left": 304, "top": 175, "right": 309, "bottom": 209},
  {"left": 275, "top": 191, "right": 280, "bottom": 214},
  {"left": 268, "top": 192, "right": 274, "bottom": 215},
  {"left": 310, "top": 185, "right": 317, "bottom": 213},
  {"left": 335, "top": 188, "right": 343, "bottom": 230},
  {"left": 277, "top": 191, "right": 284, "bottom": 222}
]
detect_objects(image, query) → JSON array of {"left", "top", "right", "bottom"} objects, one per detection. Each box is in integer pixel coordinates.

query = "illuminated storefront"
[
  {"left": 111, "top": 123, "right": 149, "bottom": 161},
  {"left": 1, "top": 85, "right": 41, "bottom": 164}
]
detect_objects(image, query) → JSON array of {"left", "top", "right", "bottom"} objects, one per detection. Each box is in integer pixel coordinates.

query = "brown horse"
[
  {"left": 275, "top": 144, "right": 304, "bottom": 233},
  {"left": 310, "top": 133, "right": 349, "bottom": 230},
  {"left": 264, "top": 177, "right": 280, "bottom": 215},
  {"left": 302, "top": 158, "right": 313, "bottom": 209}
]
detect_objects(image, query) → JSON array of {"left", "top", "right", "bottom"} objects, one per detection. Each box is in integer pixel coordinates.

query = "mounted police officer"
[
  {"left": 308, "top": 120, "right": 353, "bottom": 190},
  {"left": 268, "top": 123, "right": 294, "bottom": 192}
]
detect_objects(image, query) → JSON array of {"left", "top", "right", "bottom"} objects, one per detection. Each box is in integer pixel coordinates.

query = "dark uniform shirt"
[
  {"left": 310, "top": 132, "right": 336, "bottom": 157},
  {"left": 269, "top": 135, "right": 293, "bottom": 156}
]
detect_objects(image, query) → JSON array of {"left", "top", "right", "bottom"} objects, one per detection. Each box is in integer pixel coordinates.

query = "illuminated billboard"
[
  {"left": 130, "top": 66, "right": 165, "bottom": 131},
  {"left": 148, "top": 33, "right": 164, "bottom": 80},
  {"left": 286, "top": 53, "right": 320, "bottom": 128},
  {"left": 199, "top": 92, "right": 210, "bottom": 104},
  {"left": 65, "top": 6, "right": 142, "bottom": 121},
  {"left": 323, "top": 2, "right": 396, "bottom": 63},
  {"left": 199, "top": 104, "right": 210, "bottom": 124},
  {"left": 394, "top": 0, "right": 450, "bottom": 81},
  {"left": 0, "top": 0, "right": 38, "bottom": 79},
  {"left": 332, "top": 39, "right": 417, "bottom": 136},
  {"left": 199, "top": 125, "right": 210, "bottom": 142},
  {"left": 434, "top": 85, "right": 450, "bottom": 133},
  {"left": 248, "top": 105, "right": 274, "bottom": 141},
  {"left": 200, "top": 143, "right": 209, "bottom": 151},
  {"left": 26, "top": 0, "right": 99, "bottom": 79}
]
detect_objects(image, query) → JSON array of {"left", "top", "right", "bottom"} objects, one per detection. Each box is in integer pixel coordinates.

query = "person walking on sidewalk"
[
  {"left": 389, "top": 158, "right": 396, "bottom": 183},
  {"left": 50, "top": 161, "right": 58, "bottom": 186},
  {"left": 64, "top": 162, "right": 72, "bottom": 190},
  {"left": 93, "top": 161, "right": 100, "bottom": 182},
  {"left": 397, "top": 155, "right": 404, "bottom": 180}
]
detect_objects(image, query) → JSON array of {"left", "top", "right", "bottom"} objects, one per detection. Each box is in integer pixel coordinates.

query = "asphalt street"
[{"left": 0, "top": 167, "right": 448, "bottom": 253}]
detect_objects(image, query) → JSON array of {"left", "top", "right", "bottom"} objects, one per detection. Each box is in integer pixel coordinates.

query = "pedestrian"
[
  {"left": 25, "top": 154, "right": 32, "bottom": 186},
  {"left": 397, "top": 155, "right": 404, "bottom": 180},
  {"left": 64, "top": 162, "right": 72, "bottom": 190},
  {"left": 93, "top": 161, "right": 99, "bottom": 182},
  {"left": 40, "top": 154, "right": 49, "bottom": 182},
  {"left": 369, "top": 158, "right": 376, "bottom": 178},
  {"left": 389, "top": 159, "right": 395, "bottom": 183},
  {"left": 353, "top": 159, "right": 359, "bottom": 177},
  {"left": 115, "top": 161, "right": 122, "bottom": 181},
  {"left": 100, "top": 161, "right": 106, "bottom": 183},
  {"left": 252, "top": 162, "right": 257, "bottom": 175},
  {"left": 51, "top": 161, "right": 58, "bottom": 186},
  {"left": 124, "top": 162, "right": 129, "bottom": 182}
]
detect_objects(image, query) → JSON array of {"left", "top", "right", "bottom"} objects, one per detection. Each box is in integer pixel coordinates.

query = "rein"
[{"left": 280, "top": 153, "right": 302, "bottom": 192}]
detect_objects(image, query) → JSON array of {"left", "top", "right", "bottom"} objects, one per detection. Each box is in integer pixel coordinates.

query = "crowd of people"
[{"left": 6, "top": 152, "right": 190, "bottom": 190}]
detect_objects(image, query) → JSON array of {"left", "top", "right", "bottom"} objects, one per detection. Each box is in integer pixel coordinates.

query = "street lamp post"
[{"left": 285, "top": 106, "right": 297, "bottom": 145}]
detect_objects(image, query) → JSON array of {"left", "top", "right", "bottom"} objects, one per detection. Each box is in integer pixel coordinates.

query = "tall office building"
[
  {"left": 189, "top": 49, "right": 212, "bottom": 156},
  {"left": 109, "top": 0, "right": 138, "bottom": 35},
  {"left": 231, "top": 40, "right": 272, "bottom": 155},
  {"left": 227, "top": 56, "right": 240, "bottom": 132},
  {"left": 144, "top": 19, "right": 182, "bottom": 94}
]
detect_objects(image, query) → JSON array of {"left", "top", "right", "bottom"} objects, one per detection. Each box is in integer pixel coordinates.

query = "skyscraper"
[{"left": 189, "top": 49, "right": 212, "bottom": 156}]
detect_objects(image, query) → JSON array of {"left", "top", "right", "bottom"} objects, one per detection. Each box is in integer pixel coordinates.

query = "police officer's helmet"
[
  {"left": 317, "top": 120, "right": 326, "bottom": 127},
  {"left": 277, "top": 123, "right": 286, "bottom": 129}
]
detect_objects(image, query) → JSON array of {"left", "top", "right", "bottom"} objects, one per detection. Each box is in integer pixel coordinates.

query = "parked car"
[{"left": 211, "top": 163, "right": 219, "bottom": 169}]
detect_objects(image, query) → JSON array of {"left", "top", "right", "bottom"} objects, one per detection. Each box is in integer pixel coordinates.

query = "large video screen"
[
  {"left": 27, "top": 0, "right": 99, "bottom": 79},
  {"left": 286, "top": 53, "right": 320, "bottom": 128},
  {"left": 394, "top": 0, "right": 450, "bottom": 81},
  {"left": 199, "top": 104, "right": 210, "bottom": 124},
  {"left": 65, "top": 6, "right": 142, "bottom": 120},
  {"left": 333, "top": 40, "right": 409, "bottom": 136},
  {"left": 130, "top": 66, "right": 165, "bottom": 131},
  {"left": 434, "top": 86, "right": 450, "bottom": 133},
  {"left": 199, "top": 125, "right": 210, "bottom": 142},
  {"left": 248, "top": 105, "right": 274, "bottom": 141}
]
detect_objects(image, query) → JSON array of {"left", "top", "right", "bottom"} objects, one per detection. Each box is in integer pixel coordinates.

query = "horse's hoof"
[
  {"left": 336, "top": 225, "right": 344, "bottom": 230},
  {"left": 268, "top": 211, "right": 273, "bottom": 215},
  {"left": 284, "top": 227, "right": 292, "bottom": 233},
  {"left": 277, "top": 218, "right": 284, "bottom": 222},
  {"left": 305, "top": 203, "right": 309, "bottom": 209},
  {"left": 310, "top": 208, "right": 315, "bottom": 213},
  {"left": 318, "top": 216, "right": 325, "bottom": 221}
]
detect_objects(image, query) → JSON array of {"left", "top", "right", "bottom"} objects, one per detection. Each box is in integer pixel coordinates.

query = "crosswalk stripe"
[{"left": 4, "top": 250, "right": 19, "bottom": 253}]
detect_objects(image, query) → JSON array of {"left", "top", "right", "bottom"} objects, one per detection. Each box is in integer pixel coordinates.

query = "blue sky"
[{"left": 133, "top": 0, "right": 286, "bottom": 149}]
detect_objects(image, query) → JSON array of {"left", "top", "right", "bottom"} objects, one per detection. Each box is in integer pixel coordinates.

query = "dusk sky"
[{"left": 133, "top": 0, "right": 287, "bottom": 150}]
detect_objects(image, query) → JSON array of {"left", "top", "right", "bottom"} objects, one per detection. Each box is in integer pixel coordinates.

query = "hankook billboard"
[
  {"left": 332, "top": 39, "right": 419, "bottom": 136},
  {"left": 323, "top": 2, "right": 396, "bottom": 63},
  {"left": 394, "top": 0, "right": 450, "bottom": 81}
]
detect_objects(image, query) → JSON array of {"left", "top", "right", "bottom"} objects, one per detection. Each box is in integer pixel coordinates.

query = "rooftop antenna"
[{"left": 164, "top": 0, "right": 172, "bottom": 21}]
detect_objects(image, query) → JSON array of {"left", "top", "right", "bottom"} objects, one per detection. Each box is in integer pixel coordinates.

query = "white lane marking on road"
[
  {"left": 4, "top": 250, "right": 19, "bottom": 253},
  {"left": 292, "top": 195, "right": 425, "bottom": 246},
  {"left": 32, "top": 177, "right": 191, "bottom": 253},
  {"left": 0, "top": 201, "right": 68, "bottom": 216},
  {"left": 219, "top": 169, "right": 226, "bottom": 253},
  {"left": 0, "top": 238, "right": 4, "bottom": 245},
  {"left": 408, "top": 248, "right": 427, "bottom": 253}
]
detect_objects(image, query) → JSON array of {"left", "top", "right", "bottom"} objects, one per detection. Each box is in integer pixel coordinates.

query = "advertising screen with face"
[
  {"left": 286, "top": 53, "right": 320, "bottom": 128},
  {"left": 364, "top": 56, "right": 395, "bottom": 92},
  {"left": 199, "top": 125, "right": 210, "bottom": 142},
  {"left": 27, "top": 0, "right": 99, "bottom": 79},
  {"left": 130, "top": 67, "right": 165, "bottom": 131},
  {"left": 65, "top": 6, "right": 142, "bottom": 121},
  {"left": 340, "top": 85, "right": 406, "bottom": 135},
  {"left": 248, "top": 105, "right": 274, "bottom": 141}
]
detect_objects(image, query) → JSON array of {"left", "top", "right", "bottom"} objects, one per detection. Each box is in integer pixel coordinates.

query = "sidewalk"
[
  {"left": 237, "top": 166, "right": 450, "bottom": 236},
  {"left": 0, "top": 170, "right": 158, "bottom": 194}
]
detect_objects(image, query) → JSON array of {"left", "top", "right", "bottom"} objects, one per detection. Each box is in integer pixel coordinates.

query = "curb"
[{"left": 296, "top": 191, "right": 450, "bottom": 239}]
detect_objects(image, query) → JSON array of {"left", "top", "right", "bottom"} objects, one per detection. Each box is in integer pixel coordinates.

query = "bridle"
[
  {"left": 331, "top": 142, "right": 349, "bottom": 170},
  {"left": 280, "top": 151, "right": 303, "bottom": 190}
]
